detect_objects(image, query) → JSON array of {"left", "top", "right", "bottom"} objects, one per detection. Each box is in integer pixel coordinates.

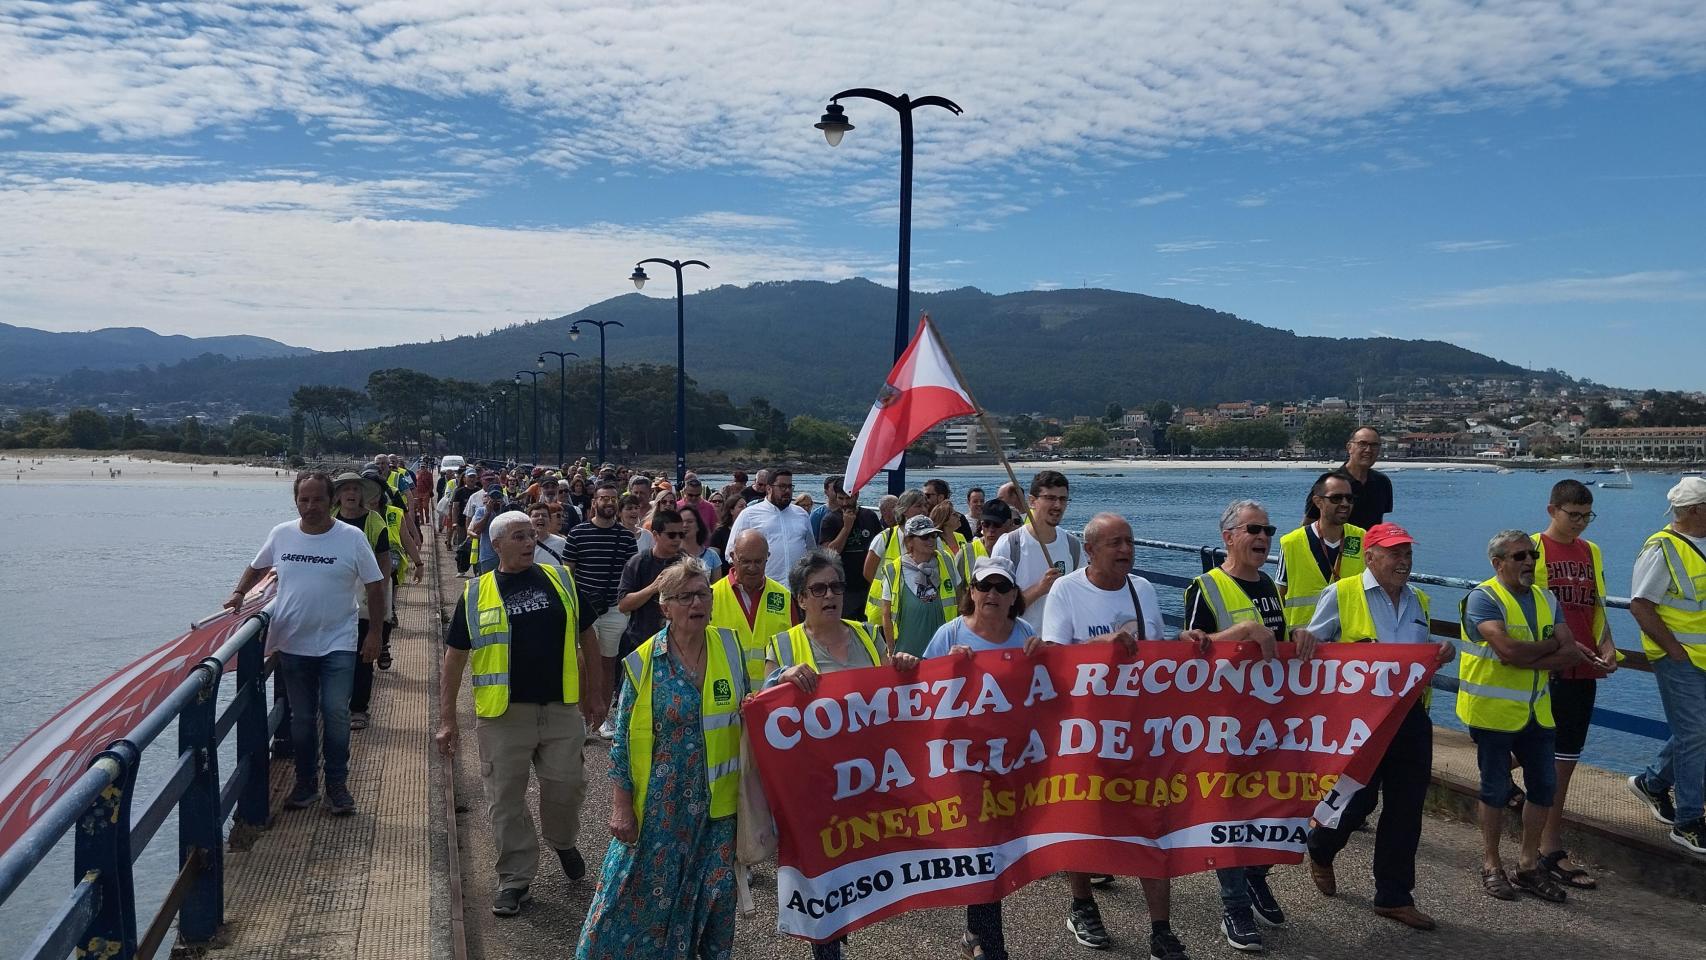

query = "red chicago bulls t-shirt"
[{"left": 1539, "top": 533, "right": 1605, "bottom": 680}]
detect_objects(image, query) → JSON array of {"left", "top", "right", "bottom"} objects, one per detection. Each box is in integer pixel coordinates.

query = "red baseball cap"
[{"left": 1363, "top": 522, "right": 1415, "bottom": 548}]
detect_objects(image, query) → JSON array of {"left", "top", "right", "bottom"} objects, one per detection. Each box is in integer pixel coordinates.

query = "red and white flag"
[{"left": 844, "top": 314, "right": 976, "bottom": 493}]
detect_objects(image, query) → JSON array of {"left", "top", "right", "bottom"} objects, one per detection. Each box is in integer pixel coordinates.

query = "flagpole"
[{"left": 919, "top": 313, "right": 1056, "bottom": 570}]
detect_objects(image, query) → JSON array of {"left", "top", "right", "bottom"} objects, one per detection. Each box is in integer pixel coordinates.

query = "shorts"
[
  {"left": 592, "top": 608, "right": 628, "bottom": 659},
  {"left": 1470, "top": 721, "right": 1557, "bottom": 808},
  {"left": 1550, "top": 677, "right": 1597, "bottom": 762}
]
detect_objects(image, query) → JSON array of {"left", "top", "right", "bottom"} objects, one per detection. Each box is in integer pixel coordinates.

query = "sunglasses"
[
  {"left": 1503, "top": 550, "right": 1538, "bottom": 562},
  {"left": 1318, "top": 493, "right": 1356, "bottom": 504},
  {"left": 805, "top": 581, "right": 847, "bottom": 598},
  {"left": 1240, "top": 524, "right": 1278, "bottom": 537},
  {"left": 972, "top": 579, "right": 1015, "bottom": 594},
  {"left": 659, "top": 530, "right": 686, "bottom": 540}
]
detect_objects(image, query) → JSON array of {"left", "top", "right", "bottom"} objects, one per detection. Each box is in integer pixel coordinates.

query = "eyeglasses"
[
  {"left": 1239, "top": 524, "right": 1278, "bottom": 537},
  {"left": 804, "top": 581, "right": 847, "bottom": 598},
  {"left": 1559, "top": 508, "right": 1597, "bottom": 523},
  {"left": 972, "top": 579, "right": 1015, "bottom": 594},
  {"left": 666, "top": 590, "right": 713, "bottom": 604},
  {"left": 1318, "top": 493, "right": 1357, "bottom": 504},
  {"left": 1502, "top": 550, "right": 1538, "bottom": 562}
]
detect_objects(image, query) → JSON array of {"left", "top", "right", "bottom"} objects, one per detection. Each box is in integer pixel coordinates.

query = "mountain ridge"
[
  {"left": 0, "top": 322, "right": 315, "bottom": 380},
  {"left": 19, "top": 280, "right": 1580, "bottom": 417}
]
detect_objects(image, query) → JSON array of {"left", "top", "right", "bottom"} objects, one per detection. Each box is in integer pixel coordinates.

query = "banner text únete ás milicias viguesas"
[{"left": 743, "top": 640, "right": 1438, "bottom": 942}]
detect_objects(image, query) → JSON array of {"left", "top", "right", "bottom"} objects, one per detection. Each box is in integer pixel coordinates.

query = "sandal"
[
  {"left": 1481, "top": 866, "right": 1518, "bottom": 901},
  {"left": 959, "top": 932, "right": 984, "bottom": 960},
  {"left": 1540, "top": 850, "right": 1598, "bottom": 889},
  {"left": 1513, "top": 866, "right": 1568, "bottom": 903}
]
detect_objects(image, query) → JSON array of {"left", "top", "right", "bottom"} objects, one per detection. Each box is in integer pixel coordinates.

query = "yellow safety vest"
[
  {"left": 622, "top": 627, "right": 746, "bottom": 826},
  {"left": 1637, "top": 528, "right": 1706, "bottom": 669},
  {"left": 1279, "top": 523, "right": 1366, "bottom": 628},
  {"left": 1191, "top": 567, "right": 1262, "bottom": 628},
  {"left": 1531, "top": 533, "right": 1608, "bottom": 646},
  {"left": 883, "top": 549, "right": 961, "bottom": 636},
  {"left": 770, "top": 621, "right": 883, "bottom": 673},
  {"left": 958, "top": 537, "right": 994, "bottom": 585},
  {"left": 1333, "top": 575, "right": 1433, "bottom": 707},
  {"left": 863, "top": 526, "right": 907, "bottom": 622},
  {"left": 463, "top": 563, "right": 581, "bottom": 717},
  {"left": 709, "top": 576, "right": 793, "bottom": 685},
  {"left": 1455, "top": 577, "right": 1555, "bottom": 732},
  {"left": 385, "top": 503, "right": 407, "bottom": 583}
]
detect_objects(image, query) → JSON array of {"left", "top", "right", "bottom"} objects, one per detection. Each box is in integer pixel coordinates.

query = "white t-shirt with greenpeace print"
[
  {"left": 251, "top": 519, "right": 385, "bottom": 657},
  {"left": 1040, "top": 569, "right": 1165, "bottom": 645}
]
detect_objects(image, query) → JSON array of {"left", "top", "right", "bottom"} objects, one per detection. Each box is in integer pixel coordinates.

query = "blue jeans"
[
  {"left": 279, "top": 651, "right": 357, "bottom": 787},
  {"left": 1470, "top": 720, "right": 1557, "bottom": 807},
  {"left": 1645, "top": 656, "right": 1706, "bottom": 823},
  {"left": 1215, "top": 864, "right": 1271, "bottom": 914}
]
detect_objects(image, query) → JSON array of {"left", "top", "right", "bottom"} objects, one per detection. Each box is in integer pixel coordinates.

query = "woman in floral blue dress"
[{"left": 577, "top": 558, "right": 738, "bottom": 959}]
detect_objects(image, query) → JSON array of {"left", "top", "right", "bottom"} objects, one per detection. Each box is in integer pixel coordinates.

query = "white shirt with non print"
[
  {"left": 1632, "top": 527, "right": 1706, "bottom": 602},
  {"left": 1040, "top": 569, "right": 1165, "bottom": 644},
  {"left": 727, "top": 498, "right": 815, "bottom": 583},
  {"left": 991, "top": 523, "right": 1084, "bottom": 628},
  {"left": 251, "top": 520, "right": 385, "bottom": 657}
]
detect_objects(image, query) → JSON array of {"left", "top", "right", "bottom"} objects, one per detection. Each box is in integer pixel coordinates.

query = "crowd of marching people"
[{"left": 230, "top": 430, "right": 1706, "bottom": 959}]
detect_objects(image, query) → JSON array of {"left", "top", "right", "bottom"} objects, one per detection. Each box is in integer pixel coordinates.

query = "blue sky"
[{"left": 1, "top": 1, "right": 1702, "bottom": 389}]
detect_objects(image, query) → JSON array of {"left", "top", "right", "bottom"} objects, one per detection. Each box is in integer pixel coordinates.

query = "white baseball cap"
[{"left": 1667, "top": 476, "right": 1706, "bottom": 514}]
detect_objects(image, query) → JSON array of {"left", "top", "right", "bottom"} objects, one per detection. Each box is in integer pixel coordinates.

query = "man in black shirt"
[
  {"left": 1343, "top": 427, "right": 1394, "bottom": 529},
  {"left": 616, "top": 507, "right": 687, "bottom": 656},
  {"left": 1182, "top": 499, "right": 1318, "bottom": 953},
  {"left": 818, "top": 479, "right": 884, "bottom": 618},
  {"left": 437, "top": 511, "right": 602, "bottom": 917}
]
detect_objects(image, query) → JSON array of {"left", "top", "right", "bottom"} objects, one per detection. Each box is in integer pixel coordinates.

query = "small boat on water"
[{"left": 1598, "top": 468, "right": 1634, "bottom": 489}]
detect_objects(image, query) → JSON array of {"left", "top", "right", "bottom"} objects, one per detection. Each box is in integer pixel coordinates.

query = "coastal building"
[
  {"left": 943, "top": 419, "right": 1014, "bottom": 455},
  {"left": 1580, "top": 426, "right": 1706, "bottom": 460}
]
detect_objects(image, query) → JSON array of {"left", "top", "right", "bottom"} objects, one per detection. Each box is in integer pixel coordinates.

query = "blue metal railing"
[
  {"left": 0, "top": 610, "right": 276, "bottom": 960},
  {"left": 1130, "top": 537, "right": 1667, "bottom": 742}
]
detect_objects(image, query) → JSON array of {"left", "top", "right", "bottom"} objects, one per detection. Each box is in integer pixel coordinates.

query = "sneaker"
[
  {"left": 377, "top": 650, "right": 393, "bottom": 671},
  {"left": 283, "top": 781, "right": 319, "bottom": 810},
  {"left": 1066, "top": 898, "right": 1111, "bottom": 949},
  {"left": 597, "top": 718, "right": 617, "bottom": 740},
  {"left": 1628, "top": 775, "right": 1676, "bottom": 825},
  {"left": 556, "top": 846, "right": 587, "bottom": 881},
  {"left": 326, "top": 782, "right": 356, "bottom": 816},
  {"left": 1149, "top": 927, "right": 1190, "bottom": 960},
  {"left": 491, "top": 886, "right": 530, "bottom": 917},
  {"left": 1247, "top": 873, "right": 1285, "bottom": 926},
  {"left": 1088, "top": 873, "right": 1116, "bottom": 888},
  {"left": 350, "top": 711, "right": 370, "bottom": 731},
  {"left": 1671, "top": 818, "right": 1706, "bottom": 856},
  {"left": 1221, "top": 909, "right": 1264, "bottom": 953}
]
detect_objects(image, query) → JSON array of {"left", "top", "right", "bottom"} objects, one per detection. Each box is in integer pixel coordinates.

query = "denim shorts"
[{"left": 1470, "top": 721, "right": 1557, "bottom": 807}]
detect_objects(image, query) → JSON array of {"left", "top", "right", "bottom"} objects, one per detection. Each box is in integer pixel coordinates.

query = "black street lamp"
[
  {"left": 816, "top": 88, "right": 963, "bottom": 494},
  {"left": 570, "top": 319, "right": 624, "bottom": 465},
  {"left": 514, "top": 370, "right": 544, "bottom": 465},
  {"left": 538, "top": 349, "right": 580, "bottom": 467},
  {"left": 630, "top": 258, "right": 708, "bottom": 487}
]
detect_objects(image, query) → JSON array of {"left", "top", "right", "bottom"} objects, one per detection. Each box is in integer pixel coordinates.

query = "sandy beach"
[{"left": 2, "top": 453, "right": 291, "bottom": 484}]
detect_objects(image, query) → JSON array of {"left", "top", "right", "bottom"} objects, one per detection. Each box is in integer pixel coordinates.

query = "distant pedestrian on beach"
[
  {"left": 1342, "top": 427, "right": 1393, "bottom": 528},
  {"left": 225, "top": 472, "right": 385, "bottom": 817}
]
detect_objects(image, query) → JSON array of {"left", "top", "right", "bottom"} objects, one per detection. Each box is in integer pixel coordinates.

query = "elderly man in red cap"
[{"left": 1300, "top": 522, "right": 1455, "bottom": 930}]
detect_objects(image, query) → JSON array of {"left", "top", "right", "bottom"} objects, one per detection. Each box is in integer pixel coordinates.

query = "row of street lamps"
[{"left": 458, "top": 88, "right": 953, "bottom": 491}]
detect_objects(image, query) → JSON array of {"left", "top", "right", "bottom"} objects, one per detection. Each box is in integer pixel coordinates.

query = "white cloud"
[
  {"left": 1418, "top": 270, "right": 1705, "bottom": 308},
  {"left": 1232, "top": 194, "right": 1269, "bottom": 207},
  {"left": 1134, "top": 190, "right": 1187, "bottom": 207},
  {"left": 0, "top": 174, "right": 887, "bottom": 349},
  {"left": 1155, "top": 240, "right": 1227, "bottom": 253},
  {"left": 0, "top": 150, "right": 215, "bottom": 172},
  {"left": 1428, "top": 239, "right": 1514, "bottom": 253},
  {"left": 670, "top": 211, "right": 799, "bottom": 231}
]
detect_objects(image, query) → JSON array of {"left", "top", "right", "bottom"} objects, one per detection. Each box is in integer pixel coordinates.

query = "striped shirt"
[{"left": 561, "top": 520, "right": 637, "bottom": 616}]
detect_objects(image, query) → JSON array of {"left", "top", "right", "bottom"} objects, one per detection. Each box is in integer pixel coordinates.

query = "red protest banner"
[
  {"left": 743, "top": 640, "right": 1437, "bottom": 943},
  {"left": 0, "top": 579, "right": 276, "bottom": 852}
]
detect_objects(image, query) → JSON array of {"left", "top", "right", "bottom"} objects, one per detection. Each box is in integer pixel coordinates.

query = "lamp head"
[
  {"left": 815, "top": 103, "right": 853, "bottom": 147},
  {"left": 629, "top": 266, "right": 648, "bottom": 290},
  {"left": 570, "top": 325, "right": 581, "bottom": 342},
  {"left": 536, "top": 356, "right": 545, "bottom": 369},
  {"left": 513, "top": 374, "right": 521, "bottom": 385}
]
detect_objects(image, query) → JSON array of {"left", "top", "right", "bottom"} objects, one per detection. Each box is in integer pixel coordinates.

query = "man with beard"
[{"left": 561, "top": 480, "right": 638, "bottom": 738}]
